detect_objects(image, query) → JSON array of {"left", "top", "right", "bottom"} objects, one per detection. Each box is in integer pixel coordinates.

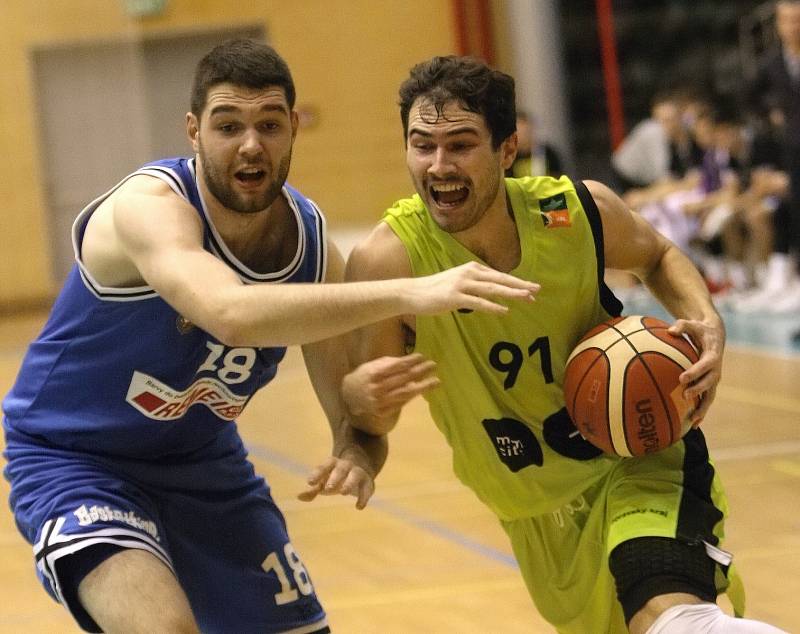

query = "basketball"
[{"left": 563, "top": 315, "right": 700, "bottom": 457}]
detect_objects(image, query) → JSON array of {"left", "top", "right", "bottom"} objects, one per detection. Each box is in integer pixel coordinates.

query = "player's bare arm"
[
  {"left": 297, "top": 240, "right": 387, "bottom": 510},
  {"left": 341, "top": 223, "right": 429, "bottom": 435},
  {"left": 587, "top": 179, "right": 725, "bottom": 423},
  {"left": 100, "top": 176, "right": 538, "bottom": 348}
]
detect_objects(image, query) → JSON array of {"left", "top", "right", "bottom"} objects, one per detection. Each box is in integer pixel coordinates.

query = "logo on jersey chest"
[
  {"left": 126, "top": 371, "right": 248, "bottom": 421},
  {"left": 538, "top": 193, "right": 571, "bottom": 228}
]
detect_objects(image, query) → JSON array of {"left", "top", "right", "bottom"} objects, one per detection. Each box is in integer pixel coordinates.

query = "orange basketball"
[{"left": 563, "top": 315, "right": 700, "bottom": 457}]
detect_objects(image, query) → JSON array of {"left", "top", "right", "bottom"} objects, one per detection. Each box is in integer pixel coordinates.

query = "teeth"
[
  {"left": 431, "top": 183, "right": 465, "bottom": 192},
  {"left": 240, "top": 168, "right": 262, "bottom": 174}
]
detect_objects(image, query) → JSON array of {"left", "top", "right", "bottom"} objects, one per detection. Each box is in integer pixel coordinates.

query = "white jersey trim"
[
  {"left": 71, "top": 163, "right": 193, "bottom": 302},
  {"left": 196, "top": 182, "right": 309, "bottom": 283},
  {"left": 72, "top": 160, "right": 327, "bottom": 301},
  {"left": 306, "top": 197, "right": 328, "bottom": 283},
  {"left": 34, "top": 517, "right": 173, "bottom": 608}
]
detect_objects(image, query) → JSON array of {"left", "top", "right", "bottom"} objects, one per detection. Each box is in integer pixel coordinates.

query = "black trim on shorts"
[
  {"left": 676, "top": 429, "right": 724, "bottom": 547},
  {"left": 575, "top": 181, "right": 623, "bottom": 317}
]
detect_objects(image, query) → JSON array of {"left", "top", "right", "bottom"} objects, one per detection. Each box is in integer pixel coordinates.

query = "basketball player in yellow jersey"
[{"left": 339, "top": 56, "right": 787, "bottom": 634}]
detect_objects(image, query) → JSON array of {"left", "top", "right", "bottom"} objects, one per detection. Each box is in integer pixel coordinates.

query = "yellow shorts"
[{"left": 501, "top": 430, "right": 743, "bottom": 633}]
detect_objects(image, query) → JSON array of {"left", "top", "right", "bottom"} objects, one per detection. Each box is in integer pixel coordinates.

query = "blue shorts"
[{"left": 3, "top": 426, "right": 328, "bottom": 634}]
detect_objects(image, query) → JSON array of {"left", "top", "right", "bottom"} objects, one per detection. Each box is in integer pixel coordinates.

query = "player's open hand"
[
  {"left": 668, "top": 317, "right": 725, "bottom": 426},
  {"left": 343, "top": 353, "right": 438, "bottom": 431},
  {"left": 297, "top": 455, "right": 375, "bottom": 510},
  {"left": 410, "top": 261, "right": 539, "bottom": 315}
]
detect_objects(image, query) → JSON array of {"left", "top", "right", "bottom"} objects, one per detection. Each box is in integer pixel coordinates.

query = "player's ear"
[
  {"left": 500, "top": 132, "right": 518, "bottom": 169},
  {"left": 187, "top": 112, "right": 200, "bottom": 152},
  {"left": 290, "top": 110, "right": 299, "bottom": 141}
]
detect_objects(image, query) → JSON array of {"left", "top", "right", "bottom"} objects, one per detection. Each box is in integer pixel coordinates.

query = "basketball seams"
[
  {"left": 625, "top": 353, "right": 681, "bottom": 450},
  {"left": 566, "top": 349, "right": 612, "bottom": 451},
  {"left": 607, "top": 340, "right": 637, "bottom": 457}
]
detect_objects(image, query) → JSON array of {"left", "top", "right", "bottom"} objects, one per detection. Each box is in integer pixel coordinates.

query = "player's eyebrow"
[
  {"left": 208, "top": 103, "right": 288, "bottom": 118},
  {"left": 408, "top": 126, "right": 480, "bottom": 138}
]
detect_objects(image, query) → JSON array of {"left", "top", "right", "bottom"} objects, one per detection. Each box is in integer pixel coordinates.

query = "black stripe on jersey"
[
  {"left": 307, "top": 198, "right": 328, "bottom": 283},
  {"left": 576, "top": 181, "right": 623, "bottom": 317}
]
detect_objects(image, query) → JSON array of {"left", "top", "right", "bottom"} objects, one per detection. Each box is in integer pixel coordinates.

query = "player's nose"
[
  {"left": 238, "top": 129, "right": 264, "bottom": 158},
  {"left": 427, "top": 147, "right": 456, "bottom": 177}
]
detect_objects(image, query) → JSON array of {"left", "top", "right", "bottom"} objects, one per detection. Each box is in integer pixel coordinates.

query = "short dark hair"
[
  {"left": 190, "top": 39, "right": 296, "bottom": 116},
  {"left": 398, "top": 56, "right": 516, "bottom": 149}
]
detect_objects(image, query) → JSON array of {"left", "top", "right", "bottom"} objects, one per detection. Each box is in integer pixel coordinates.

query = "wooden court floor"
[{"left": 1, "top": 310, "right": 798, "bottom": 633}]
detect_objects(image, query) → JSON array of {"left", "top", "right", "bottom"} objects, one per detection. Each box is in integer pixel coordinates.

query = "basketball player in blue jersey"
[
  {"left": 1, "top": 41, "right": 538, "bottom": 634},
  {"left": 341, "top": 56, "right": 787, "bottom": 633}
]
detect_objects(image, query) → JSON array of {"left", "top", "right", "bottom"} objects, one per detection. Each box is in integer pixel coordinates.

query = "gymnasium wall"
[{"left": 0, "top": 0, "right": 495, "bottom": 308}]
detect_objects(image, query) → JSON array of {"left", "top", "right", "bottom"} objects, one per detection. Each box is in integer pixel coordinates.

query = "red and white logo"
[{"left": 126, "top": 371, "right": 249, "bottom": 421}]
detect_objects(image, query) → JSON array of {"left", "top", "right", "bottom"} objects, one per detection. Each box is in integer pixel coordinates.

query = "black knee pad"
[{"left": 608, "top": 537, "right": 717, "bottom": 624}]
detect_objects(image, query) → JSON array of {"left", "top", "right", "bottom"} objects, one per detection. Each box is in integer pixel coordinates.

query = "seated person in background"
[
  {"left": 506, "top": 110, "right": 563, "bottom": 179},
  {"left": 612, "top": 90, "right": 704, "bottom": 196},
  {"left": 637, "top": 108, "right": 747, "bottom": 293}
]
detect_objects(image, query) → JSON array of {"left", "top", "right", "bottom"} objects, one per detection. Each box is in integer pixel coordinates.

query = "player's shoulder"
[
  {"left": 384, "top": 193, "right": 427, "bottom": 220},
  {"left": 510, "top": 174, "right": 576, "bottom": 198},
  {"left": 346, "top": 221, "right": 411, "bottom": 282}
]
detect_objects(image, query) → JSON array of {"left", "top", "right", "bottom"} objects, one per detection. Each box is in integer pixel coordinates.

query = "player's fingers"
[
  {"left": 297, "top": 481, "right": 324, "bottom": 503},
  {"left": 667, "top": 319, "right": 693, "bottom": 339},
  {"left": 691, "top": 387, "right": 716, "bottom": 426},
  {"left": 367, "top": 354, "right": 426, "bottom": 380},
  {"left": 337, "top": 469, "right": 364, "bottom": 497},
  {"left": 467, "top": 280, "right": 539, "bottom": 303},
  {"left": 378, "top": 377, "right": 441, "bottom": 409},
  {"left": 305, "top": 458, "right": 337, "bottom": 486},
  {"left": 373, "top": 359, "right": 437, "bottom": 393},
  {"left": 322, "top": 460, "right": 352, "bottom": 493},
  {"left": 467, "top": 264, "right": 541, "bottom": 293},
  {"left": 456, "top": 294, "right": 513, "bottom": 315},
  {"left": 355, "top": 477, "right": 375, "bottom": 510}
]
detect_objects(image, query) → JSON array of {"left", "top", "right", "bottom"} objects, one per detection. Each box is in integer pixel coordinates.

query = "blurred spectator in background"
[
  {"left": 611, "top": 90, "right": 703, "bottom": 193},
  {"left": 635, "top": 107, "right": 747, "bottom": 292},
  {"left": 746, "top": 0, "right": 800, "bottom": 313},
  {"left": 506, "top": 110, "right": 563, "bottom": 178}
]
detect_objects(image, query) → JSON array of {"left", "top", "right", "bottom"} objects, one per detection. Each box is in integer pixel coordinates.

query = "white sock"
[{"left": 646, "top": 603, "right": 788, "bottom": 634}]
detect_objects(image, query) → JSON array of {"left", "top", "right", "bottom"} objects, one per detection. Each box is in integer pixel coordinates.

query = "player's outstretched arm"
[
  {"left": 297, "top": 243, "right": 389, "bottom": 510},
  {"left": 587, "top": 179, "right": 725, "bottom": 425},
  {"left": 109, "top": 178, "right": 538, "bottom": 348}
]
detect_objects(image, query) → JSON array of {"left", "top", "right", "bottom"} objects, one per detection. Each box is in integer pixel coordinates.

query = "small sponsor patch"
[
  {"left": 539, "top": 193, "right": 571, "bottom": 228},
  {"left": 126, "top": 371, "right": 248, "bottom": 421}
]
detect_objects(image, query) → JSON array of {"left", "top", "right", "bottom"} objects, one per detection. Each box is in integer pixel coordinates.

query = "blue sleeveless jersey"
[{"left": 3, "top": 157, "right": 328, "bottom": 458}]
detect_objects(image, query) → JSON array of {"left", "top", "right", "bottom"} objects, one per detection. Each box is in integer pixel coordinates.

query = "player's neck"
[
  {"left": 196, "top": 164, "right": 298, "bottom": 272},
  {"left": 453, "top": 191, "right": 520, "bottom": 272}
]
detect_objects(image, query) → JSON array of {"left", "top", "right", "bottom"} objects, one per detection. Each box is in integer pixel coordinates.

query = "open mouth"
[
  {"left": 430, "top": 182, "right": 469, "bottom": 208},
  {"left": 235, "top": 168, "right": 266, "bottom": 186}
]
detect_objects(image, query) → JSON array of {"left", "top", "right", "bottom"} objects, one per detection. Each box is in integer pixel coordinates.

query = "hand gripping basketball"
[{"left": 563, "top": 315, "right": 700, "bottom": 457}]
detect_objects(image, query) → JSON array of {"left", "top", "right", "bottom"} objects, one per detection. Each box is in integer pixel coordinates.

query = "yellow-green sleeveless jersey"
[{"left": 383, "top": 176, "right": 624, "bottom": 521}]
